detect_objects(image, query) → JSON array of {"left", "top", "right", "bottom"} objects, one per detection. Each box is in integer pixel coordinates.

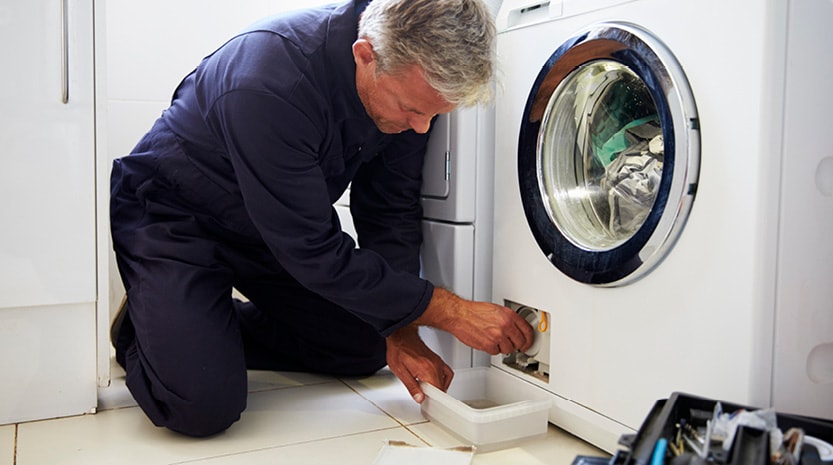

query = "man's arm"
[
  {"left": 416, "top": 287, "right": 535, "bottom": 356},
  {"left": 386, "top": 287, "right": 535, "bottom": 403}
]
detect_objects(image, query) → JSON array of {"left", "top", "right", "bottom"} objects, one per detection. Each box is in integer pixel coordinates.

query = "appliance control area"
[{"left": 501, "top": 300, "right": 551, "bottom": 382}]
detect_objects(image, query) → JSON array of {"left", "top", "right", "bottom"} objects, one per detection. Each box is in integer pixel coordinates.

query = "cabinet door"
[
  {"left": 0, "top": 0, "right": 96, "bottom": 309},
  {"left": 421, "top": 108, "right": 479, "bottom": 223},
  {"left": 421, "top": 113, "right": 452, "bottom": 201},
  {"left": 420, "top": 220, "right": 476, "bottom": 368}
]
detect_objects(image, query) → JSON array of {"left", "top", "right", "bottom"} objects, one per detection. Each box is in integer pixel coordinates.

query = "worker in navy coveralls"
[{"left": 109, "top": 0, "right": 534, "bottom": 437}]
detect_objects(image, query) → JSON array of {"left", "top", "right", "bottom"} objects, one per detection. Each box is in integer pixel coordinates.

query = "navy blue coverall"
[{"left": 110, "top": 0, "right": 435, "bottom": 436}]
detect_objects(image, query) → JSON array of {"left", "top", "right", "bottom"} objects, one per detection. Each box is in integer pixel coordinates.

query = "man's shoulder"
[{"left": 239, "top": 2, "right": 353, "bottom": 57}]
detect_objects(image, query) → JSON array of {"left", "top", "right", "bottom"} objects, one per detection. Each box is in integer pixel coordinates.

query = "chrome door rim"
[{"left": 517, "top": 22, "right": 700, "bottom": 286}]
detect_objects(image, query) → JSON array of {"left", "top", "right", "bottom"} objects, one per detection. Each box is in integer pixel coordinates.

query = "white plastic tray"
[{"left": 420, "top": 367, "right": 551, "bottom": 450}]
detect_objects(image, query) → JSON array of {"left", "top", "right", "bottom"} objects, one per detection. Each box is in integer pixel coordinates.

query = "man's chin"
[{"left": 375, "top": 121, "right": 408, "bottom": 134}]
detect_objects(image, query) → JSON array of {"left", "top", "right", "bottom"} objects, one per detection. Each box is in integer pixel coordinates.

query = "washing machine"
[{"left": 491, "top": 0, "right": 833, "bottom": 453}]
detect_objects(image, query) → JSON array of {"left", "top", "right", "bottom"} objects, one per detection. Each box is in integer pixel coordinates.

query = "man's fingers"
[
  {"left": 415, "top": 367, "right": 446, "bottom": 393},
  {"left": 412, "top": 388, "right": 425, "bottom": 403},
  {"left": 393, "top": 366, "right": 425, "bottom": 403},
  {"left": 519, "top": 316, "right": 536, "bottom": 351},
  {"left": 510, "top": 321, "right": 535, "bottom": 353},
  {"left": 504, "top": 309, "right": 535, "bottom": 353},
  {"left": 496, "top": 319, "right": 536, "bottom": 354},
  {"left": 440, "top": 364, "right": 454, "bottom": 391},
  {"left": 385, "top": 324, "right": 457, "bottom": 404}
]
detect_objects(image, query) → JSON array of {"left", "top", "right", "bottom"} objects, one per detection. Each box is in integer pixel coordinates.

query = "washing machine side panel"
[
  {"left": 772, "top": 0, "right": 833, "bottom": 421},
  {"left": 660, "top": 0, "right": 783, "bottom": 416},
  {"left": 493, "top": 0, "right": 784, "bottom": 431}
]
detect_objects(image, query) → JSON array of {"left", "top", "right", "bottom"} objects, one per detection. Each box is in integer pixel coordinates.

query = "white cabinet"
[
  {"left": 420, "top": 106, "right": 494, "bottom": 303},
  {"left": 0, "top": 0, "right": 97, "bottom": 424}
]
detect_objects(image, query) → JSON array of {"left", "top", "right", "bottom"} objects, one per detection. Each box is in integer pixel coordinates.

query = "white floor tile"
[
  {"left": 407, "top": 422, "right": 609, "bottom": 465},
  {"left": 0, "top": 425, "right": 13, "bottom": 465},
  {"left": 342, "top": 368, "right": 427, "bottom": 426},
  {"left": 98, "top": 360, "right": 337, "bottom": 411},
  {"left": 17, "top": 382, "right": 399, "bottom": 465},
  {"left": 16, "top": 369, "right": 611, "bottom": 465},
  {"left": 246, "top": 369, "right": 335, "bottom": 393},
  {"left": 470, "top": 426, "right": 609, "bottom": 465},
  {"left": 178, "top": 427, "right": 426, "bottom": 465}
]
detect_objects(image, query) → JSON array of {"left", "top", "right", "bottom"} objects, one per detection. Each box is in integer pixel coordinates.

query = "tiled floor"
[{"left": 2, "top": 363, "right": 609, "bottom": 464}]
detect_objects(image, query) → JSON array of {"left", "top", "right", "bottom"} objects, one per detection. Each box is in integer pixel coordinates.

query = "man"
[{"left": 110, "top": 0, "right": 534, "bottom": 437}]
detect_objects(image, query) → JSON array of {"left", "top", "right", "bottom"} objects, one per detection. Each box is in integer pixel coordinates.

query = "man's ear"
[{"left": 352, "top": 39, "right": 375, "bottom": 68}]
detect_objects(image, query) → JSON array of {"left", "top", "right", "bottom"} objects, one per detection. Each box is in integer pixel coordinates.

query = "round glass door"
[{"left": 518, "top": 23, "right": 700, "bottom": 286}]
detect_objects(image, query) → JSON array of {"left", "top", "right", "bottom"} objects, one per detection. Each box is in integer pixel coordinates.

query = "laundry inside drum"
[{"left": 538, "top": 59, "right": 664, "bottom": 251}]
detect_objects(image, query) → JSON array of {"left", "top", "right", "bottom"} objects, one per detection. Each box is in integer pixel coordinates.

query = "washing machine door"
[{"left": 518, "top": 22, "right": 700, "bottom": 286}]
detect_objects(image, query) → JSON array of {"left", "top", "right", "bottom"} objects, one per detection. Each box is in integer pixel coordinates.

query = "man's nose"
[{"left": 409, "top": 114, "right": 433, "bottom": 134}]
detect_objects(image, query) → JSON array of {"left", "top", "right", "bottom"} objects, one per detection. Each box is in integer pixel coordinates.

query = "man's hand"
[
  {"left": 385, "top": 325, "right": 454, "bottom": 403},
  {"left": 415, "top": 288, "right": 535, "bottom": 356}
]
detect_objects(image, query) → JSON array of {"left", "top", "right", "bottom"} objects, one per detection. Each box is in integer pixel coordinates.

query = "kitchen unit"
[{"left": 0, "top": 0, "right": 99, "bottom": 424}]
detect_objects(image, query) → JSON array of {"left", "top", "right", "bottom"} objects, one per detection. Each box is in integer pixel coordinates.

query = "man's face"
[{"left": 354, "top": 40, "right": 456, "bottom": 134}]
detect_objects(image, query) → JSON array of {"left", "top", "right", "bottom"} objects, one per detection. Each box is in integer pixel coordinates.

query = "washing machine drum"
[{"left": 518, "top": 22, "right": 700, "bottom": 287}]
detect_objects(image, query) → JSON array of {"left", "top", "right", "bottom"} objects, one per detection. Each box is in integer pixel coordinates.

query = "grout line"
[
  {"left": 333, "top": 377, "right": 453, "bottom": 449},
  {"left": 337, "top": 378, "right": 409, "bottom": 427},
  {"left": 12, "top": 424, "right": 17, "bottom": 465},
  {"left": 246, "top": 378, "right": 340, "bottom": 395},
  {"left": 401, "top": 424, "right": 433, "bottom": 447},
  {"left": 165, "top": 426, "right": 407, "bottom": 465},
  {"left": 337, "top": 376, "right": 431, "bottom": 429}
]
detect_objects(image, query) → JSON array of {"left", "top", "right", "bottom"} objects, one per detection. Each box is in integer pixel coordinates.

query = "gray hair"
[{"left": 357, "top": 0, "right": 496, "bottom": 107}]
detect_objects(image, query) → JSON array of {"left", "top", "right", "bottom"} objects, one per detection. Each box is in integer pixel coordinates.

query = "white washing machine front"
[{"left": 492, "top": 0, "right": 833, "bottom": 452}]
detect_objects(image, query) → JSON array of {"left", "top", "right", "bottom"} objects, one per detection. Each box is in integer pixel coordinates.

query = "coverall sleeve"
[
  {"left": 204, "top": 87, "right": 432, "bottom": 336},
  {"left": 349, "top": 135, "right": 427, "bottom": 277}
]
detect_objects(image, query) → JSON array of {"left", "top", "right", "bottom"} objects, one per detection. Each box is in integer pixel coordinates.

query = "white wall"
[{"left": 105, "top": 0, "right": 335, "bottom": 158}]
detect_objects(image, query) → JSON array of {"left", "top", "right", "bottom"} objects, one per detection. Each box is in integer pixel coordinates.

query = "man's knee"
[
  {"left": 125, "top": 352, "right": 248, "bottom": 438},
  {"left": 162, "top": 384, "right": 248, "bottom": 437}
]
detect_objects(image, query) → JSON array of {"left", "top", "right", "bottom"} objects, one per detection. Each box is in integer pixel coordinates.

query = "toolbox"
[{"left": 574, "top": 392, "right": 833, "bottom": 465}]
